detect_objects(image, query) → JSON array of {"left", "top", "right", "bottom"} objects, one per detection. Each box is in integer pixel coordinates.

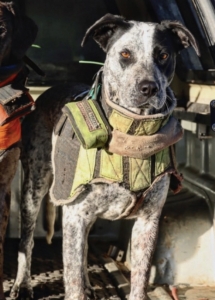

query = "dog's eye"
[
  {"left": 0, "top": 25, "right": 6, "bottom": 36},
  {"left": 159, "top": 52, "right": 169, "bottom": 61},
  {"left": 121, "top": 51, "right": 131, "bottom": 59}
]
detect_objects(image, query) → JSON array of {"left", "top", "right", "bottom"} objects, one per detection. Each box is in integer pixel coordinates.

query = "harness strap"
[{"left": 23, "top": 55, "right": 45, "bottom": 76}]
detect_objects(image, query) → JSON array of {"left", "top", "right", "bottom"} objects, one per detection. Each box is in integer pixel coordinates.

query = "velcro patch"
[
  {"left": 76, "top": 101, "right": 101, "bottom": 131},
  {"left": 63, "top": 99, "right": 111, "bottom": 149}
]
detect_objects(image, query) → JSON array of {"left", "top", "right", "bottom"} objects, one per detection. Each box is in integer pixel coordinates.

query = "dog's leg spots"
[
  {"left": 11, "top": 168, "right": 52, "bottom": 299},
  {"left": 129, "top": 176, "right": 170, "bottom": 300},
  {"left": 129, "top": 216, "right": 160, "bottom": 300},
  {"left": 0, "top": 190, "right": 10, "bottom": 300},
  {"left": 0, "top": 148, "right": 20, "bottom": 300},
  {"left": 62, "top": 205, "right": 96, "bottom": 300},
  {"left": 83, "top": 222, "right": 94, "bottom": 291},
  {"left": 11, "top": 201, "right": 45, "bottom": 298},
  {"left": 10, "top": 251, "right": 33, "bottom": 299}
]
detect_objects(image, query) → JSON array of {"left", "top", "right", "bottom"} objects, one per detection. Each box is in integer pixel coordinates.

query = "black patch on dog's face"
[
  {"left": 105, "top": 25, "right": 133, "bottom": 53},
  {"left": 153, "top": 26, "right": 177, "bottom": 84}
]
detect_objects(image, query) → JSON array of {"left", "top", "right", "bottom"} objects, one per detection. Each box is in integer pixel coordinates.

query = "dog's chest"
[{"left": 65, "top": 174, "right": 170, "bottom": 221}]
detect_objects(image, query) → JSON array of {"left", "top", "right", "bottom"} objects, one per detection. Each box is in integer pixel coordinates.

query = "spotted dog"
[
  {"left": 11, "top": 14, "right": 199, "bottom": 300},
  {"left": 0, "top": 2, "right": 37, "bottom": 300}
]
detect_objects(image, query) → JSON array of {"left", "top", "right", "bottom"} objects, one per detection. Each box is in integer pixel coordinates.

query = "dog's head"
[
  {"left": 82, "top": 14, "right": 199, "bottom": 115},
  {"left": 0, "top": 1, "right": 37, "bottom": 65}
]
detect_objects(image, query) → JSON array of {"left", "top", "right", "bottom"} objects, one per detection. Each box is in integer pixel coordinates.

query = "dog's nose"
[{"left": 139, "top": 80, "right": 159, "bottom": 97}]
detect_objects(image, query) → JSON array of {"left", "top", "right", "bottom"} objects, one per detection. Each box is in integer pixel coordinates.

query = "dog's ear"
[
  {"left": 0, "top": 1, "right": 38, "bottom": 61},
  {"left": 81, "top": 13, "right": 131, "bottom": 51},
  {"left": 161, "top": 20, "right": 200, "bottom": 56}
]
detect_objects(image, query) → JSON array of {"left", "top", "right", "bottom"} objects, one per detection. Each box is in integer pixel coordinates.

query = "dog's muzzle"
[{"left": 139, "top": 80, "right": 159, "bottom": 99}]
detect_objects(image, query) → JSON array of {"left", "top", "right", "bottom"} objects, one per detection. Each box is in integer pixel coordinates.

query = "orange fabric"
[
  {"left": 0, "top": 72, "right": 20, "bottom": 126},
  {"left": 0, "top": 72, "right": 22, "bottom": 150},
  {"left": 0, "top": 118, "right": 21, "bottom": 150},
  {"left": 0, "top": 103, "right": 9, "bottom": 125}
]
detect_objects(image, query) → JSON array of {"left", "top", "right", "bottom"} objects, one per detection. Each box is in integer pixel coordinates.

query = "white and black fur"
[{"left": 10, "top": 14, "right": 199, "bottom": 300}]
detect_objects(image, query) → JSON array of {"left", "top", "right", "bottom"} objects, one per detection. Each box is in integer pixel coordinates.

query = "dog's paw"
[
  {"left": 10, "top": 285, "right": 20, "bottom": 299},
  {"left": 10, "top": 286, "right": 33, "bottom": 300},
  {"left": 85, "top": 287, "right": 95, "bottom": 299},
  {"left": 19, "top": 287, "right": 33, "bottom": 300}
]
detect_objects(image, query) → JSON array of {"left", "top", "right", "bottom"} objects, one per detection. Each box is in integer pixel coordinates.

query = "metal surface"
[
  {"left": 173, "top": 109, "right": 211, "bottom": 126},
  {"left": 183, "top": 287, "right": 215, "bottom": 299},
  {"left": 151, "top": 188, "right": 215, "bottom": 286},
  {"left": 210, "top": 100, "right": 215, "bottom": 132},
  {"left": 191, "top": 0, "right": 215, "bottom": 61},
  {"left": 176, "top": 0, "right": 214, "bottom": 69}
]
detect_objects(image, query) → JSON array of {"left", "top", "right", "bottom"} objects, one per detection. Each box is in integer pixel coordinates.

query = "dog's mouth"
[
  {"left": 105, "top": 95, "right": 176, "bottom": 121},
  {"left": 135, "top": 103, "right": 153, "bottom": 116},
  {"left": 129, "top": 95, "right": 175, "bottom": 116},
  {"left": 137, "top": 103, "right": 150, "bottom": 109}
]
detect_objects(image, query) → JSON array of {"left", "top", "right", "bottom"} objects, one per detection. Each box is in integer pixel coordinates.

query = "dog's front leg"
[
  {"left": 10, "top": 167, "right": 52, "bottom": 299},
  {"left": 62, "top": 204, "right": 96, "bottom": 300},
  {"left": 10, "top": 192, "right": 41, "bottom": 299},
  {"left": 129, "top": 175, "right": 170, "bottom": 300},
  {"left": 0, "top": 148, "right": 20, "bottom": 300},
  {"left": 129, "top": 216, "right": 160, "bottom": 300},
  {"left": 0, "top": 189, "right": 11, "bottom": 300}
]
